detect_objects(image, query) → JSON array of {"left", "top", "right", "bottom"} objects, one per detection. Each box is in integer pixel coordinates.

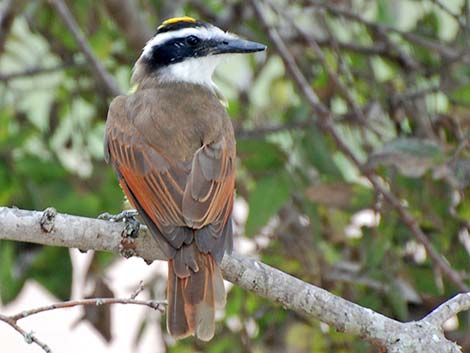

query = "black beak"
[{"left": 212, "top": 37, "right": 266, "bottom": 55}]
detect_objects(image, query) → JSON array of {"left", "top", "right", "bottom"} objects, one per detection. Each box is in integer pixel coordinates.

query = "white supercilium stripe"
[
  {"left": 142, "top": 26, "right": 233, "bottom": 58},
  {"left": 140, "top": 25, "right": 238, "bottom": 87}
]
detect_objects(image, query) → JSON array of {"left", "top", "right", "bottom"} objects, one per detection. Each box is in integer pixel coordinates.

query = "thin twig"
[
  {"left": 307, "top": 0, "right": 463, "bottom": 62},
  {"left": 391, "top": 84, "right": 441, "bottom": 104},
  {"left": 250, "top": 0, "right": 468, "bottom": 292},
  {"left": 466, "top": 0, "right": 470, "bottom": 49},
  {"left": 0, "top": 207, "right": 467, "bottom": 352},
  {"left": 130, "top": 280, "right": 145, "bottom": 299},
  {"left": 0, "top": 0, "right": 27, "bottom": 55},
  {"left": 102, "top": 0, "right": 153, "bottom": 52},
  {"left": 0, "top": 314, "right": 52, "bottom": 353},
  {"left": 235, "top": 120, "right": 316, "bottom": 139},
  {"left": 8, "top": 297, "right": 166, "bottom": 322},
  {"left": 289, "top": 33, "right": 419, "bottom": 67},
  {"left": 430, "top": 0, "right": 468, "bottom": 31},
  {"left": 0, "top": 64, "right": 78, "bottom": 82},
  {"left": 0, "top": 296, "right": 165, "bottom": 352},
  {"left": 268, "top": 0, "right": 368, "bottom": 125},
  {"left": 48, "top": 0, "right": 121, "bottom": 97}
]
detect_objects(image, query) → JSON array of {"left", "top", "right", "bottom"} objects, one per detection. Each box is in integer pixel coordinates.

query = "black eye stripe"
[
  {"left": 145, "top": 36, "right": 214, "bottom": 70},
  {"left": 185, "top": 35, "right": 201, "bottom": 46}
]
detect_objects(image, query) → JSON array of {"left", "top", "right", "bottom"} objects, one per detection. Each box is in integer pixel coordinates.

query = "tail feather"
[
  {"left": 213, "top": 266, "right": 226, "bottom": 309},
  {"left": 167, "top": 265, "right": 191, "bottom": 339},
  {"left": 195, "top": 302, "right": 215, "bottom": 341},
  {"left": 167, "top": 245, "right": 225, "bottom": 341}
]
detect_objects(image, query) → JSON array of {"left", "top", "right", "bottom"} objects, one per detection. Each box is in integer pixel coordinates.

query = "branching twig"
[
  {"left": 0, "top": 289, "right": 165, "bottom": 352},
  {"left": 0, "top": 64, "right": 79, "bottom": 82},
  {"left": 235, "top": 120, "right": 316, "bottom": 139},
  {"left": 49, "top": 0, "right": 121, "bottom": 97},
  {"left": 102, "top": 0, "right": 153, "bottom": 52},
  {"left": 0, "top": 206, "right": 468, "bottom": 352},
  {"left": 0, "top": 313, "right": 52, "bottom": 353},
  {"left": 430, "top": 0, "right": 468, "bottom": 31},
  {"left": 268, "top": 0, "right": 369, "bottom": 127},
  {"left": 7, "top": 297, "right": 165, "bottom": 322},
  {"left": 130, "top": 280, "right": 145, "bottom": 299},
  {"left": 424, "top": 293, "right": 470, "bottom": 327},
  {"left": 0, "top": 0, "right": 27, "bottom": 55},
  {"left": 250, "top": 0, "right": 468, "bottom": 292},
  {"left": 306, "top": 0, "right": 463, "bottom": 62}
]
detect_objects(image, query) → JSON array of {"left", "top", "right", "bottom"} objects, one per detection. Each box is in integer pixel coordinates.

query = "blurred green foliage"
[{"left": 1, "top": 0, "right": 470, "bottom": 352}]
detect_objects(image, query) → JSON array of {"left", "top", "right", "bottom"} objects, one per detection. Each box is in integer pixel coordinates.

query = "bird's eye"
[{"left": 185, "top": 35, "right": 200, "bottom": 47}]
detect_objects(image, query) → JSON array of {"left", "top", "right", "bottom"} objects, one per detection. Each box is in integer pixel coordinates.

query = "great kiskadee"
[{"left": 104, "top": 17, "right": 266, "bottom": 341}]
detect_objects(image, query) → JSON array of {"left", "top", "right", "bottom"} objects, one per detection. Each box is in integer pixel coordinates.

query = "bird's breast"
[{"left": 134, "top": 85, "right": 230, "bottom": 163}]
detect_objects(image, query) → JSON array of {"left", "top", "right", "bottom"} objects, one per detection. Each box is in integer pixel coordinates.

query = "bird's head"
[{"left": 132, "top": 17, "right": 266, "bottom": 88}]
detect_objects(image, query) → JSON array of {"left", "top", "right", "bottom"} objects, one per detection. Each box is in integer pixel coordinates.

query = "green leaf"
[
  {"left": 225, "top": 286, "right": 243, "bottom": 317},
  {"left": 450, "top": 84, "right": 470, "bottom": 105},
  {"left": 27, "top": 246, "right": 72, "bottom": 300},
  {"left": 238, "top": 139, "right": 286, "bottom": 174},
  {"left": 451, "top": 159, "right": 470, "bottom": 189},
  {"left": 363, "top": 227, "right": 391, "bottom": 269},
  {"left": 386, "top": 281, "right": 409, "bottom": 320},
  {"left": 409, "top": 266, "right": 440, "bottom": 295},
  {"left": 286, "top": 323, "right": 322, "bottom": 352},
  {"left": 457, "top": 195, "right": 470, "bottom": 220},
  {"left": 207, "top": 336, "right": 241, "bottom": 353},
  {"left": 245, "top": 171, "right": 291, "bottom": 236},
  {"left": 366, "top": 138, "right": 444, "bottom": 177},
  {"left": 376, "top": 0, "right": 394, "bottom": 25},
  {"left": 414, "top": 11, "right": 440, "bottom": 39},
  {"left": 305, "top": 181, "right": 373, "bottom": 210},
  {"left": 0, "top": 241, "right": 25, "bottom": 304},
  {"left": 301, "top": 129, "right": 342, "bottom": 178}
]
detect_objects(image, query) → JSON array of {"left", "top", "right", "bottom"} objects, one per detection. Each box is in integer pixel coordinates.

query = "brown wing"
[{"left": 105, "top": 94, "right": 235, "bottom": 260}]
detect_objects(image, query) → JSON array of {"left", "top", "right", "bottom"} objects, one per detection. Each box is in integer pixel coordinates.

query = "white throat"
[
  {"left": 140, "top": 25, "right": 236, "bottom": 88},
  {"left": 157, "top": 55, "right": 226, "bottom": 88}
]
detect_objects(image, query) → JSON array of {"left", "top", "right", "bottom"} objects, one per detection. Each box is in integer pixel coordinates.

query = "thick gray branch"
[
  {"left": 0, "top": 207, "right": 166, "bottom": 261},
  {"left": 424, "top": 293, "right": 470, "bottom": 327},
  {"left": 0, "top": 206, "right": 466, "bottom": 352},
  {"left": 250, "top": 0, "right": 467, "bottom": 292}
]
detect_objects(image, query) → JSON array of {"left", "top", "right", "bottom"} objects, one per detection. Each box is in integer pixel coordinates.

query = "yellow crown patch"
[{"left": 158, "top": 16, "right": 196, "bottom": 30}]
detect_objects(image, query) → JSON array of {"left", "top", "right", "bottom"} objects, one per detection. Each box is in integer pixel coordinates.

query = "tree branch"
[
  {"left": 0, "top": 206, "right": 468, "bottom": 352},
  {"left": 7, "top": 297, "right": 165, "bottom": 322},
  {"left": 0, "top": 63, "right": 80, "bottom": 82},
  {"left": 0, "top": 313, "right": 52, "bottom": 353},
  {"left": 49, "top": 0, "right": 121, "bottom": 97},
  {"left": 0, "top": 0, "right": 27, "bottom": 55},
  {"left": 102, "top": 0, "right": 153, "bottom": 52},
  {"left": 424, "top": 293, "right": 470, "bottom": 327},
  {"left": 307, "top": 0, "right": 464, "bottom": 62},
  {"left": 0, "top": 206, "right": 166, "bottom": 261},
  {"left": 250, "top": 0, "right": 468, "bottom": 292},
  {"left": 0, "top": 290, "right": 165, "bottom": 353}
]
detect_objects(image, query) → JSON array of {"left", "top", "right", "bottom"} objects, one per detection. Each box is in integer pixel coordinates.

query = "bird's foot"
[
  {"left": 98, "top": 209, "right": 139, "bottom": 223},
  {"left": 99, "top": 209, "right": 141, "bottom": 258},
  {"left": 98, "top": 209, "right": 140, "bottom": 239},
  {"left": 122, "top": 216, "right": 141, "bottom": 239}
]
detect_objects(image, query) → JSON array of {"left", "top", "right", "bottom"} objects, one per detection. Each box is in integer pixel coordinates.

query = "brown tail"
[{"left": 167, "top": 245, "right": 225, "bottom": 341}]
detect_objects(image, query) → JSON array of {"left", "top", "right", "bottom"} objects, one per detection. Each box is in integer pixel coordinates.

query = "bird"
[{"left": 104, "top": 16, "right": 266, "bottom": 341}]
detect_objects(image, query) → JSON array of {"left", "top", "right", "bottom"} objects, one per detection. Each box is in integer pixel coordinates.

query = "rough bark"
[{"left": 0, "top": 206, "right": 467, "bottom": 352}]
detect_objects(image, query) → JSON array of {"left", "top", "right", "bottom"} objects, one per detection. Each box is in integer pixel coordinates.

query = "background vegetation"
[{"left": 1, "top": 0, "right": 469, "bottom": 352}]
